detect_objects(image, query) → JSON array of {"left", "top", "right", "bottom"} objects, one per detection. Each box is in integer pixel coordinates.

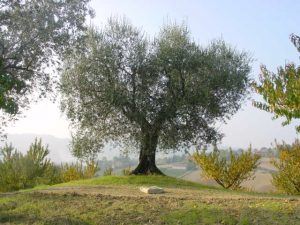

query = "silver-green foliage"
[
  {"left": 0, "top": 0, "right": 92, "bottom": 124},
  {"left": 61, "top": 18, "right": 252, "bottom": 170}
]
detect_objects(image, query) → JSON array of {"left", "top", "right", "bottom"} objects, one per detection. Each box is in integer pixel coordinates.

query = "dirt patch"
[
  {"left": 2, "top": 185, "right": 300, "bottom": 225},
  {"left": 37, "top": 185, "right": 293, "bottom": 202}
]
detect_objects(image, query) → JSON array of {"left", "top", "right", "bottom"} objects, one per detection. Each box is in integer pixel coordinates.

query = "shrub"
[
  {"left": 192, "top": 146, "right": 260, "bottom": 190},
  {"left": 122, "top": 166, "right": 131, "bottom": 176},
  {"left": 271, "top": 140, "right": 300, "bottom": 194},
  {"left": 44, "top": 163, "right": 64, "bottom": 185},
  {"left": 103, "top": 166, "right": 113, "bottom": 176},
  {"left": 84, "top": 160, "right": 98, "bottom": 178},
  {"left": 0, "top": 139, "right": 54, "bottom": 191},
  {"left": 0, "top": 144, "right": 26, "bottom": 191},
  {"left": 62, "top": 161, "right": 99, "bottom": 182},
  {"left": 61, "top": 163, "right": 84, "bottom": 182},
  {"left": 0, "top": 139, "right": 100, "bottom": 191}
]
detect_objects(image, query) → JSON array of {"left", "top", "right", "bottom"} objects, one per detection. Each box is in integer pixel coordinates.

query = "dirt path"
[{"left": 37, "top": 184, "right": 293, "bottom": 202}]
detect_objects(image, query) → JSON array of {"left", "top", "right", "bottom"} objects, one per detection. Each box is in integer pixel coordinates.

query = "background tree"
[
  {"left": 61, "top": 18, "right": 252, "bottom": 175},
  {"left": 0, "top": 0, "right": 93, "bottom": 131},
  {"left": 253, "top": 34, "right": 300, "bottom": 131}
]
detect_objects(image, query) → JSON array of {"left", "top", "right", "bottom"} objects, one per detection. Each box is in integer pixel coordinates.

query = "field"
[{"left": 1, "top": 176, "right": 300, "bottom": 225}]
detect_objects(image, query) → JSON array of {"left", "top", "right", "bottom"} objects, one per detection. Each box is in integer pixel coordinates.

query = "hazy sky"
[{"left": 5, "top": 0, "right": 300, "bottom": 149}]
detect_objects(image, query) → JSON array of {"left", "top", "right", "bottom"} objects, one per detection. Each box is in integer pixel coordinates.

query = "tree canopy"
[
  {"left": 61, "top": 19, "right": 252, "bottom": 174},
  {"left": 0, "top": 0, "right": 92, "bottom": 130},
  {"left": 253, "top": 34, "right": 300, "bottom": 132}
]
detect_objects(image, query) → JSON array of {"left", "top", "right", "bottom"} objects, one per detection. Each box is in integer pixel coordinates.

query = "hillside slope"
[{"left": 1, "top": 176, "right": 299, "bottom": 225}]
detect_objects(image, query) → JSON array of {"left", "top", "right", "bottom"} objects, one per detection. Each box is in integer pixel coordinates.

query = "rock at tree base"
[{"left": 139, "top": 186, "right": 165, "bottom": 194}]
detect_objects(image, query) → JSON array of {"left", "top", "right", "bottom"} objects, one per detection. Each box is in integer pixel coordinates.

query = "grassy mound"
[{"left": 53, "top": 175, "right": 213, "bottom": 189}]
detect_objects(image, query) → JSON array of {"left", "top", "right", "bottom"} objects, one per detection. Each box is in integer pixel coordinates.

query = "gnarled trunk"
[{"left": 130, "top": 130, "right": 164, "bottom": 175}]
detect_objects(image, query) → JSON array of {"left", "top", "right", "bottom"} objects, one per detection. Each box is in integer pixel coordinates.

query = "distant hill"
[
  {"left": 1, "top": 133, "right": 122, "bottom": 163},
  {"left": 2, "top": 133, "right": 74, "bottom": 163}
]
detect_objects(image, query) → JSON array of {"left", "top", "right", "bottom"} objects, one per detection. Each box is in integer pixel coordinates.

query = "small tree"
[
  {"left": 271, "top": 140, "right": 300, "bottom": 194},
  {"left": 192, "top": 146, "right": 260, "bottom": 189},
  {"left": 61, "top": 18, "right": 252, "bottom": 175},
  {"left": 24, "top": 138, "right": 51, "bottom": 186},
  {"left": 253, "top": 34, "right": 300, "bottom": 131}
]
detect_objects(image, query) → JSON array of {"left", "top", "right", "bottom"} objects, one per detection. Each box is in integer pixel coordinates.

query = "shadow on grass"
[
  {"left": 163, "top": 206, "right": 298, "bottom": 225},
  {"left": 44, "top": 217, "right": 91, "bottom": 225},
  {"left": 0, "top": 213, "right": 90, "bottom": 225},
  {"left": 0, "top": 197, "right": 91, "bottom": 224},
  {"left": 0, "top": 214, "right": 28, "bottom": 223}
]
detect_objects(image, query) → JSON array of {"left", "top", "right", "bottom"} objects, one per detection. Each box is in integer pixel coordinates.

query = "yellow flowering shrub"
[
  {"left": 192, "top": 146, "right": 260, "bottom": 190},
  {"left": 272, "top": 140, "right": 300, "bottom": 194}
]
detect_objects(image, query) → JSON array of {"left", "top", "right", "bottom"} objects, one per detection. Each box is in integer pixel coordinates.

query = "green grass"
[
  {"left": 1, "top": 176, "right": 300, "bottom": 225},
  {"left": 53, "top": 175, "right": 216, "bottom": 189}
]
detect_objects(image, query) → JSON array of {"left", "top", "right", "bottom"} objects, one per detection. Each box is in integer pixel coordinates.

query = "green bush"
[
  {"left": 84, "top": 161, "right": 98, "bottom": 179},
  {"left": 62, "top": 163, "right": 84, "bottom": 182},
  {"left": 272, "top": 140, "right": 300, "bottom": 194},
  {"left": 0, "top": 139, "right": 100, "bottom": 191},
  {"left": 192, "top": 146, "right": 260, "bottom": 190},
  {"left": 44, "top": 163, "right": 64, "bottom": 185},
  {"left": 0, "top": 139, "right": 53, "bottom": 191},
  {"left": 103, "top": 166, "right": 113, "bottom": 176},
  {"left": 0, "top": 144, "right": 26, "bottom": 191},
  {"left": 61, "top": 161, "right": 99, "bottom": 182},
  {"left": 122, "top": 166, "right": 131, "bottom": 176}
]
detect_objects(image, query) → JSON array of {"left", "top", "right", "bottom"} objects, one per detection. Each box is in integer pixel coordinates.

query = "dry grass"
[{"left": 1, "top": 175, "right": 300, "bottom": 224}]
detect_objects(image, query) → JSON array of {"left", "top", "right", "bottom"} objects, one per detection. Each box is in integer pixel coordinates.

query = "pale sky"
[{"left": 5, "top": 0, "right": 300, "bottom": 149}]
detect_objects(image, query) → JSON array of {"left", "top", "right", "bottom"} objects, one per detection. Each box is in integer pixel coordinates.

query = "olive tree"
[
  {"left": 61, "top": 19, "right": 252, "bottom": 175},
  {"left": 0, "top": 0, "right": 93, "bottom": 130}
]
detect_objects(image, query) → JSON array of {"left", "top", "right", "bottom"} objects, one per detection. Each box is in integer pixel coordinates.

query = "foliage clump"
[
  {"left": 272, "top": 140, "right": 300, "bottom": 194},
  {"left": 103, "top": 166, "right": 113, "bottom": 176},
  {"left": 253, "top": 34, "right": 300, "bottom": 132},
  {"left": 122, "top": 166, "right": 131, "bottom": 176},
  {"left": 0, "top": 138, "right": 99, "bottom": 192},
  {"left": 0, "top": 139, "right": 52, "bottom": 191},
  {"left": 0, "top": 0, "right": 92, "bottom": 118},
  {"left": 192, "top": 146, "right": 260, "bottom": 189},
  {"left": 61, "top": 161, "right": 98, "bottom": 182}
]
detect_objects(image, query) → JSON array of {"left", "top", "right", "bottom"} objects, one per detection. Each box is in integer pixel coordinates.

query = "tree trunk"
[{"left": 130, "top": 130, "right": 164, "bottom": 175}]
